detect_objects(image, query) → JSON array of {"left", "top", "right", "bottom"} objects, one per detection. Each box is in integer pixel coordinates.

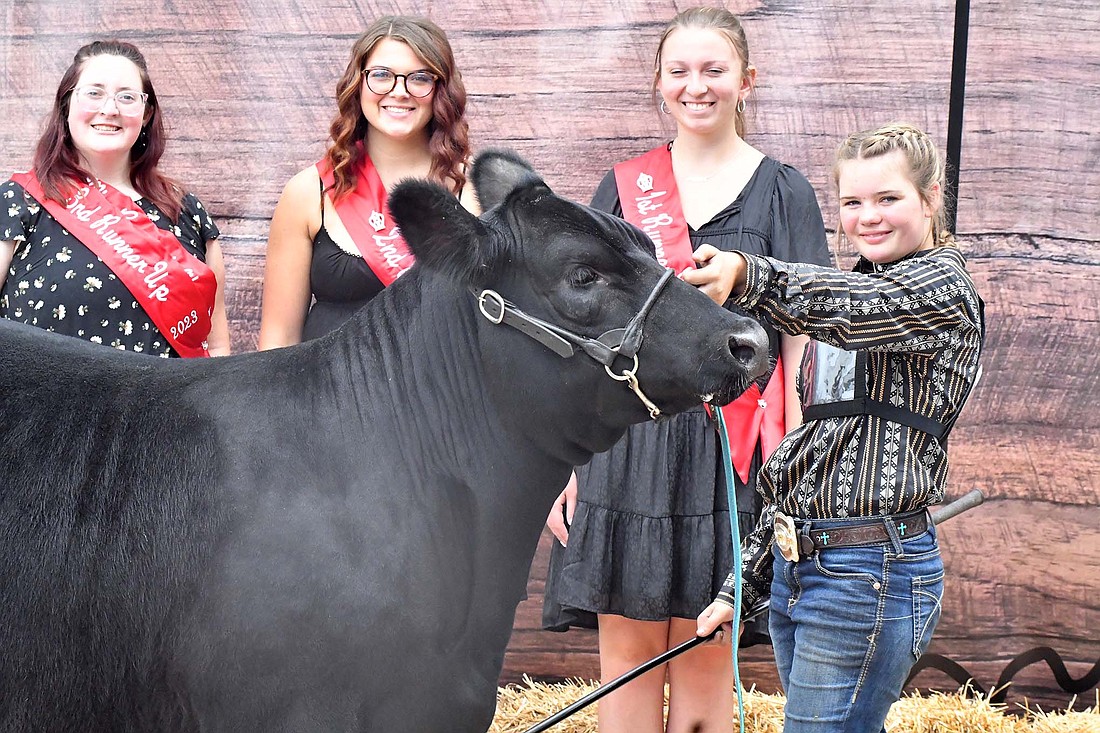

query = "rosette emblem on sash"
[
  {"left": 369, "top": 211, "right": 386, "bottom": 232},
  {"left": 636, "top": 172, "right": 654, "bottom": 193}
]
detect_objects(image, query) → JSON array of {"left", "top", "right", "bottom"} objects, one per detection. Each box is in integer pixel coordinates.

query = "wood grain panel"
[
  {"left": 9, "top": 1, "right": 1094, "bottom": 237},
  {"left": 1, "top": 0, "right": 1097, "bottom": 709},
  {"left": 958, "top": 0, "right": 1100, "bottom": 239}
]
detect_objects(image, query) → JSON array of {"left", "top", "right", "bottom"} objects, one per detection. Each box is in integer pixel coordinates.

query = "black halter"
[{"left": 475, "top": 268, "right": 676, "bottom": 419}]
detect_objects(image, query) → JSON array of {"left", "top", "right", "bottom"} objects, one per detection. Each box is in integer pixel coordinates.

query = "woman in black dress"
[
  {"left": 542, "top": 8, "right": 832, "bottom": 731},
  {"left": 258, "top": 15, "right": 476, "bottom": 348}
]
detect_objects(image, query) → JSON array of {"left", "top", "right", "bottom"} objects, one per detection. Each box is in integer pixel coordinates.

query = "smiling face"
[
  {"left": 66, "top": 53, "right": 147, "bottom": 169},
  {"left": 656, "top": 26, "right": 754, "bottom": 138},
  {"left": 837, "top": 150, "right": 939, "bottom": 265},
  {"left": 360, "top": 38, "right": 436, "bottom": 143}
]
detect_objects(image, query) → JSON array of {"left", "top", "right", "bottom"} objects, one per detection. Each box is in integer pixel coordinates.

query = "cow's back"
[
  {"left": 0, "top": 303, "right": 505, "bottom": 732},
  {"left": 0, "top": 321, "right": 226, "bottom": 730}
]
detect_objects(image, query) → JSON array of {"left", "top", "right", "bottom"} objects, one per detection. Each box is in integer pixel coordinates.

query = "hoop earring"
[
  {"left": 736, "top": 98, "right": 747, "bottom": 114},
  {"left": 660, "top": 99, "right": 671, "bottom": 115}
]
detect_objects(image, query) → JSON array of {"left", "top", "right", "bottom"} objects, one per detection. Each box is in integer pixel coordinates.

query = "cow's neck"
[
  {"left": 335, "top": 272, "right": 497, "bottom": 473},
  {"left": 329, "top": 272, "right": 569, "bottom": 674},
  {"left": 338, "top": 269, "right": 570, "bottom": 565}
]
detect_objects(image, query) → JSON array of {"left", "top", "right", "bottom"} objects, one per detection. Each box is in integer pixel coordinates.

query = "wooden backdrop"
[{"left": 3, "top": 0, "right": 1097, "bottom": 711}]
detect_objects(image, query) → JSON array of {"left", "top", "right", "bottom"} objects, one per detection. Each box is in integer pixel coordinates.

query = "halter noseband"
[{"left": 476, "top": 267, "right": 676, "bottom": 419}]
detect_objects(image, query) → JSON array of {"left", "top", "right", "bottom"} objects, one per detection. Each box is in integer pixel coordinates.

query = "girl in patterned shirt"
[{"left": 692, "top": 123, "right": 983, "bottom": 733}]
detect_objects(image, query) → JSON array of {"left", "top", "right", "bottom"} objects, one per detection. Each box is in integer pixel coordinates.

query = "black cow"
[{"left": 0, "top": 150, "right": 768, "bottom": 732}]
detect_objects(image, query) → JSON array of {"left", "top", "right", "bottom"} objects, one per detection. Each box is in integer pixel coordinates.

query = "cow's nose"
[{"left": 727, "top": 328, "right": 770, "bottom": 380}]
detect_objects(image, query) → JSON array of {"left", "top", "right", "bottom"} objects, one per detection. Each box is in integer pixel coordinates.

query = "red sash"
[
  {"left": 613, "top": 145, "right": 695, "bottom": 274},
  {"left": 615, "top": 146, "right": 785, "bottom": 483},
  {"left": 13, "top": 171, "right": 216, "bottom": 357},
  {"left": 719, "top": 356, "right": 786, "bottom": 484},
  {"left": 317, "top": 153, "right": 414, "bottom": 286}
]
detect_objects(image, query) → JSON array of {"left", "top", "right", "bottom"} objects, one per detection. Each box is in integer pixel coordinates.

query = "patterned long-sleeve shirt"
[{"left": 717, "top": 246, "right": 983, "bottom": 614}]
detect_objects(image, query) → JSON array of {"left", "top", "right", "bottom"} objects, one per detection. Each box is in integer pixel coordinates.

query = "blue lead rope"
[
  {"left": 521, "top": 406, "right": 749, "bottom": 733},
  {"left": 712, "top": 405, "right": 746, "bottom": 732}
]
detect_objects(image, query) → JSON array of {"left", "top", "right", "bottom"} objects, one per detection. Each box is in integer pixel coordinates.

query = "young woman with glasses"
[
  {"left": 0, "top": 40, "right": 230, "bottom": 357},
  {"left": 259, "top": 15, "right": 476, "bottom": 348},
  {"left": 541, "top": 7, "right": 831, "bottom": 732}
]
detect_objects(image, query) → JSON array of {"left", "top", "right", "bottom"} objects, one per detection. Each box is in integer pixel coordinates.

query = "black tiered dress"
[{"left": 542, "top": 156, "right": 832, "bottom": 646}]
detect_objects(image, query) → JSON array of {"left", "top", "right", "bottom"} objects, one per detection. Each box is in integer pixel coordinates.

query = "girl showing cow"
[
  {"left": 694, "top": 123, "right": 984, "bottom": 732},
  {"left": 258, "top": 15, "right": 477, "bottom": 348},
  {"left": 541, "top": 7, "right": 832, "bottom": 732},
  {"left": 0, "top": 40, "right": 229, "bottom": 357}
]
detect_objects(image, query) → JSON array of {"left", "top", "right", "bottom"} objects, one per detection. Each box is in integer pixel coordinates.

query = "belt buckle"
[{"left": 774, "top": 512, "right": 800, "bottom": 562}]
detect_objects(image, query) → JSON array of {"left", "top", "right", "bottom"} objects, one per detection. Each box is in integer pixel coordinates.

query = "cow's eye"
[{"left": 568, "top": 266, "right": 599, "bottom": 287}]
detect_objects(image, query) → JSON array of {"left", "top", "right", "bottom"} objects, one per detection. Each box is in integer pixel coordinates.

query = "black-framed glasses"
[
  {"left": 71, "top": 86, "right": 148, "bottom": 116},
  {"left": 362, "top": 67, "right": 438, "bottom": 98}
]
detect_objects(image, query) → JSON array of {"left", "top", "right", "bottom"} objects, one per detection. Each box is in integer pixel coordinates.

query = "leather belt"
[{"left": 774, "top": 509, "right": 930, "bottom": 562}]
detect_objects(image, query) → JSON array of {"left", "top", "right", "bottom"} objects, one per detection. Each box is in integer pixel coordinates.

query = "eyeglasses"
[
  {"left": 362, "top": 67, "right": 438, "bottom": 98},
  {"left": 71, "top": 86, "right": 148, "bottom": 116}
]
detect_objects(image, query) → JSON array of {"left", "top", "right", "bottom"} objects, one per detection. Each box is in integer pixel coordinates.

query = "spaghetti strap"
[{"left": 318, "top": 176, "right": 326, "bottom": 227}]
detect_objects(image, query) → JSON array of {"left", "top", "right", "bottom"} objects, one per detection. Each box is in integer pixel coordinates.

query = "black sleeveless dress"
[{"left": 301, "top": 183, "right": 385, "bottom": 341}]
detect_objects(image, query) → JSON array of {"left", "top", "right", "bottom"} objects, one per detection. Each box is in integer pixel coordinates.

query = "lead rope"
[
  {"left": 520, "top": 403, "right": 745, "bottom": 733},
  {"left": 713, "top": 405, "right": 747, "bottom": 732}
]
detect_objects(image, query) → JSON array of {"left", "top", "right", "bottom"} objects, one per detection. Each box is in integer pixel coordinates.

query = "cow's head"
[{"left": 389, "top": 149, "right": 768, "bottom": 464}]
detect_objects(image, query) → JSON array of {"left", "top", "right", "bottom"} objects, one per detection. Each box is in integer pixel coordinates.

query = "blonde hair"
[
  {"left": 833, "top": 123, "right": 956, "bottom": 250},
  {"left": 652, "top": 7, "right": 754, "bottom": 138}
]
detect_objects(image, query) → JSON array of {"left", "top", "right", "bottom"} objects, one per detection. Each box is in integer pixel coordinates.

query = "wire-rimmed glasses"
[{"left": 71, "top": 86, "right": 148, "bottom": 116}]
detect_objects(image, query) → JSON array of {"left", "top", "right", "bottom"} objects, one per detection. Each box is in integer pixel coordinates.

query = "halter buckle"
[{"left": 477, "top": 289, "right": 506, "bottom": 324}]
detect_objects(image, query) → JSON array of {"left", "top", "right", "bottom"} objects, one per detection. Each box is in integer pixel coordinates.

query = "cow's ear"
[
  {"left": 471, "top": 148, "right": 549, "bottom": 211},
  {"left": 389, "top": 179, "right": 498, "bottom": 287}
]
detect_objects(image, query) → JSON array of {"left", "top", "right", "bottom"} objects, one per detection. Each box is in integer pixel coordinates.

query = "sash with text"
[
  {"left": 13, "top": 171, "right": 216, "bottom": 357},
  {"left": 317, "top": 153, "right": 414, "bottom": 287},
  {"left": 614, "top": 145, "right": 785, "bottom": 482}
]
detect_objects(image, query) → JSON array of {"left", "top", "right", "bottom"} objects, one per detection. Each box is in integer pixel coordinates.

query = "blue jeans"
[{"left": 768, "top": 519, "right": 943, "bottom": 732}]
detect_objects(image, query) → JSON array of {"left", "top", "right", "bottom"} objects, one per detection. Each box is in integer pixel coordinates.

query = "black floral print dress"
[{"left": 0, "top": 179, "right": 219, "bottom": 357}]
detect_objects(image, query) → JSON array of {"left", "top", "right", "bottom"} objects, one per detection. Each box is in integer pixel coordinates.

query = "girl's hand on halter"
[{"left": 681, "top": 244, "right": 748, "bottom": 305}]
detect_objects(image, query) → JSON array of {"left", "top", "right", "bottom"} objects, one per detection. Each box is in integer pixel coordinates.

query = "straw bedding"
[{"left": 490, "top": 678, "right": 1100, "bottom": 732}]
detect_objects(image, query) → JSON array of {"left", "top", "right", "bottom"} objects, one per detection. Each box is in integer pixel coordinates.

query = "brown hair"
[
  {"left": 324, "top": 15, "right": 470, "bottom": 201},
  {"left": 33, "top": 40, "right": 182, "bottom": 221},
  {"left": 652, "top": 6, "right": 754, "bottom": 138},
  {"left": 833, "top": 122, "right": 956, "bottom": 249}
]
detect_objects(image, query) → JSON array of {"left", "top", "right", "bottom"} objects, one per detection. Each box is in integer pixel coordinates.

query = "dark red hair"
[
  {"left": 325, "top": 16, "right": 470, "bottom": 201},
  {"left": 33, "top": 39, "right": 183, "bottom": 221}
]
